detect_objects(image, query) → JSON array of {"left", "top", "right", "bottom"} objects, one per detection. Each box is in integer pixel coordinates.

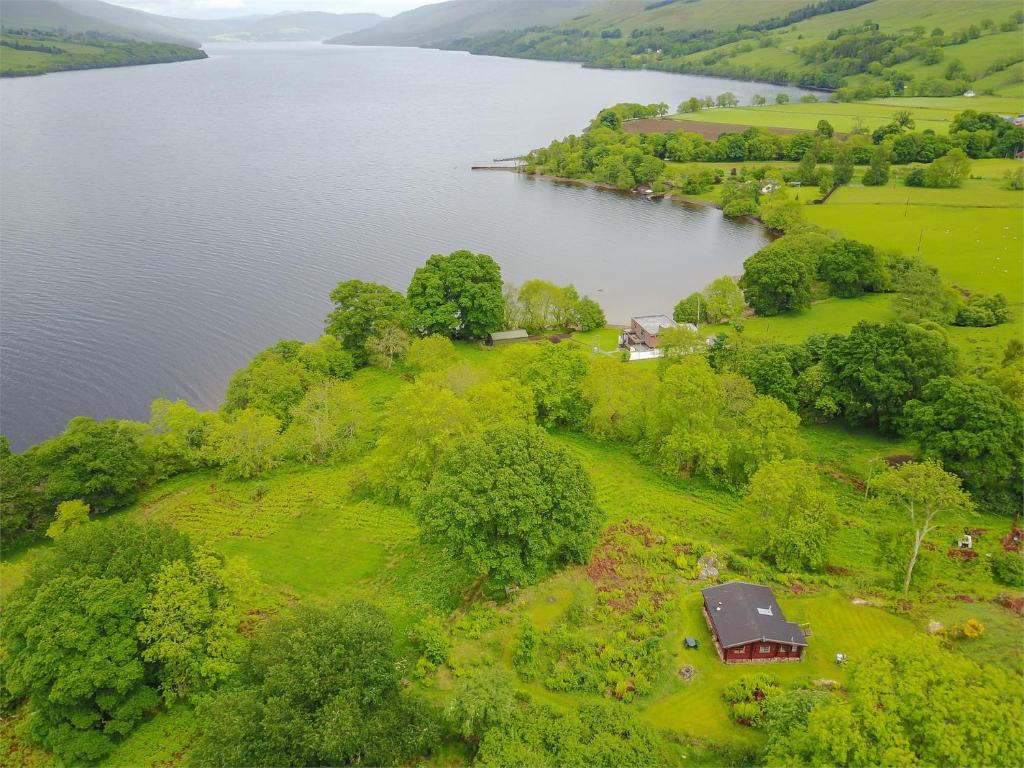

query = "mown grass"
[
  {"left": 669, "top": 95, "right": 1024, "bottom": 134},
  {"left": 642, "top": 590, "right": 917, "bottom": 742}
]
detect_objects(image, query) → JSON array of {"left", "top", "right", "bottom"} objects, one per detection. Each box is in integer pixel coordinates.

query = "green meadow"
[
  {"left": 665, "top": 156, "right": 1023, "bottom": 369},
  {"left": 669, "top": 96, "right": 1024, "bottom": 135}
]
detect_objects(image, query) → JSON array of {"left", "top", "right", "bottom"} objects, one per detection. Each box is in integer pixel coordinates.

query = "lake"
[{"left": 0, "top": 42, "right": 809, "bottom": 450}]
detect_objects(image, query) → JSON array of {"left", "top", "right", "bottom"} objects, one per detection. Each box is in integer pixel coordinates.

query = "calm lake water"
[{"left": 0, "top": 43, "right": 809, "bottom": 450}]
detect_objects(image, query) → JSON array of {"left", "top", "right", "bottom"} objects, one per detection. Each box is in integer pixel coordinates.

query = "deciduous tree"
[
  {"left": 416, "top": 423, "right": 602, "bottom": 586},
  {"left": 746, "top": 459, "right": 837, "bottom": 571},
  {"left": 45, "top": 499, "right": 90, "bottom": 539},
  {"left": 903, "top": 376, "right": 1022, "bottom": 506},
  {"left": 406, "top": 334, "right": 457, "bottom": 372},
  {"left": 766, "top": 640, "right": 1023, "bottom": 767},
  {"left": 326, "top": 280, "right": 412, "bottom": 365},
  {"left": 191, "top": 603, "right": 440, "bottom": 767},
  {"left": 283, "top": 380, "right": 368, "bottom": 463},
  {"left": 407, "top": 250, "right": 504, "bottom": 339},
  {"left": 821, "top": 321, "right": 958, "bottom": 432},
  {"left": 367, "top": 383, "right": 478, "bottom": 503},
  {"left": 204, "top": 409, "right": 281, "bottom": 479},
  {"left": 872, "top": 460, "right": 973, "bottom": 592},
  {"left": 818, "top": 239, "right": 888, "bottom": 298}
]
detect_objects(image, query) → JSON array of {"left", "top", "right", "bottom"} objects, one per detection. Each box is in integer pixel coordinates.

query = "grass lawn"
[
  {"left": 668, "top": 95, "right": 1024, "bottom": 135},
  {"left": 727, "top": 293, "right": 897, "bottom": 342},
  {"left": 642, "top": 590, "right": 917, "bottom": 742}
]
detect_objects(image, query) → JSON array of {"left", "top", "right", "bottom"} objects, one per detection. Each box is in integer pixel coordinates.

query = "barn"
[{"left": 702, "top": 582, "right": 807, "bottom": 663}]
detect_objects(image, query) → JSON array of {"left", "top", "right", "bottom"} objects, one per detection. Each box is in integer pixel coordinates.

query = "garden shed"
[{"left": 486, "top": 329, "right": 529, "bottom": 346}]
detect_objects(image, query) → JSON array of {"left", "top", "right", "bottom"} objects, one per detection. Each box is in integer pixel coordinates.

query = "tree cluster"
[
  {"left": 2, "top": 521, "right": 249, "bottom": 763},
  {"left": 503, "top": 279, "right": 605, "bottom": 333}
]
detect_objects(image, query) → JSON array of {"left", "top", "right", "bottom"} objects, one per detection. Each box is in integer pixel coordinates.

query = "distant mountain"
[
  {"left": 213, "top": 11, "right": 381, "bottom": 42},
  {"left": 326, "top": 0, "right": 606, "bottom": 48},
  {"left": 0, "top": 1, "right": 384, "bottom": 45},
  {"left": 0, "top": 0, "right": 200, "bottom": 45}
]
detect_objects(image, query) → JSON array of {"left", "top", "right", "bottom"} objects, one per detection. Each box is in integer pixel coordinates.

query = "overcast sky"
[{"left": 106, "top": 0, "right": 446, "bottom": 18}]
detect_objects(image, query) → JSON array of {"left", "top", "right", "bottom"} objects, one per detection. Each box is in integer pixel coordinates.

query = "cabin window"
[
  {"left": 791, "top": 645, "right": 798, "bottom": 652},
  {"left": 732, "top": 646, "right": 746, "bottom": 653},
  {"left": 759, "top": 645, "right": 772, "bottom": 653}
]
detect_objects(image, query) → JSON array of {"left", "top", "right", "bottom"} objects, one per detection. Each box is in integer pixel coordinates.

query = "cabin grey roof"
[
  {"left": 632, "top": 315, "right": 677, "bottom": 335},
  {"left": 702, "top": 582, "right": 807, "bottom": 648},
  {"left": 488, "top": 329, "right": 529, "bottom": 341}
]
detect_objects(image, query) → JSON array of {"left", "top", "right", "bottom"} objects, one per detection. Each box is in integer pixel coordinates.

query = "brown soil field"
[{"left": 623, "top": 117, "right": 829, "bottom": 139}]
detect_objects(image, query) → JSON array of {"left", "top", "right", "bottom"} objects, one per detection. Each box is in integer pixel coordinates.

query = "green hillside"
[
  {"left": 0, "top": 0, "right": 384, "bottom": 45},
  {"left": 326, "top": 0, "right": 606, "bottom": 47},
  {"left": 0, "top": 30, "right": 207, "bottom": 77},
  {"left": 0, "top": 0, "right": 200, "bottom": 44},
  {"left": 446, "top": 0, "right": 1024, "bottom": 99}
]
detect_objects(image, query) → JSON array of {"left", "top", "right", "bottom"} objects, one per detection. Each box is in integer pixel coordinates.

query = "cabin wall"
[{"left": 703, "top": 598, "right": 805, "bottom": 664}]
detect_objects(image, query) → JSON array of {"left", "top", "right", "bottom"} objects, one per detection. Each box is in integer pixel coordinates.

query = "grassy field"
[
  {"left": 672, "top": 158, "right": 1024, "bottom": 369},
  {"left": 805, "top": 162, "right": 1023, "bottom": 303},
  {"left": 669, "top": 96, "right": 1024, "bottom": 134}
]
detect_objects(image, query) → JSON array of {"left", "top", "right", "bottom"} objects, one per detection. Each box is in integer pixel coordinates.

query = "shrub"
[
  {"left": 992, "top": 551, "right": 1024, "bottom": 587},
  {"left": 409, "top": 615, "right": 451, "bottom": 666},
  {"left": 961, "top": 618, "right": 985, "bottom": 639},
  {"left": 954, "top": 293, "right": 1012, "bottom": 327}
]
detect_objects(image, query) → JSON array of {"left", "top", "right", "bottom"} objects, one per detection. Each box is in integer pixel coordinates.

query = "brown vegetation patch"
[
  {"left": 826, "top": 468, "right": 866, "bottom": 492},
  {"left": 825, "top": 565, "right": 850, "bottom": 576},
  {"left": 953, "top": 594, "right": 975, "bottom": 602},
  {"left": 622, "top": 117, "right": 811, "bottom": 139},
  {"left": 1001, "top": 525, "right": 1023, "bottom": 552},
  {"left": 585, "top": 519, "right": 671, "bottom": 613},
  {"left": 947, "top": 548, "right": 978, "bottom": 561},
  {"left": 996, "top": 593, "right": 1024, "bottom": 616}
]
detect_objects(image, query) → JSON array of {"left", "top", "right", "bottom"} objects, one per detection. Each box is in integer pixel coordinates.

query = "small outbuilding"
[
  {"left": 486, "top": 329, "right": 529, "bottom": 346},
  {"left": 702, "top": 582, "right": 807, "bottom": 664}
]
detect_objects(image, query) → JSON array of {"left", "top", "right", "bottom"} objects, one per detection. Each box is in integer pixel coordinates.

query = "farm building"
[
  {"left": 486, "top": 329, "right": 528, "bottom": 346},
  {"left": 702, "top": 582, "right": 807, "bottom": 664}
]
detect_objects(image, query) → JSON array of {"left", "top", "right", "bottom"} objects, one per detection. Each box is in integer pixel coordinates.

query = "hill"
[
  {"left": 0, "top": 1, "right": 384, "bottom": 45},
  {"left": 326, "top": 0, "right": 609, "bottom": 48},
  {"left": 212, "top": 11, "right": 381, "bottom": 42},
  {"left": 0, "top": 28, "right": 207, "bottom": 76},
  {"left": 441, "top": 0, "right": 1024, "bottom": 99},
  {"left": 0, "top": 0, "right": 201, "bottom": 45}
]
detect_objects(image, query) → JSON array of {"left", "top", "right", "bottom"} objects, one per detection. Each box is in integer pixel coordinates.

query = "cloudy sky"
[{"left": 107, "top": 0, "right": 446, "bottom": 18}]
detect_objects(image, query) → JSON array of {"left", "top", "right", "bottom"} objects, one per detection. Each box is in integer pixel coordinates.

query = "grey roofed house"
[
  {"left": 701, "top": 582, "right": 807, "bottom": 648},
  {"left": 487, "top": 329, "right": 529, "bottom": 345},
  {"left": 632, "top": 314, "right": 677, "bottom": 337}
]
